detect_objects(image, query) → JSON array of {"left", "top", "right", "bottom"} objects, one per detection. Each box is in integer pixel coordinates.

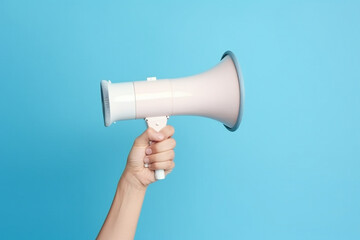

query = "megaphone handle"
[{"left": 145, "top": 116, "right": 169, "bottom": 180}]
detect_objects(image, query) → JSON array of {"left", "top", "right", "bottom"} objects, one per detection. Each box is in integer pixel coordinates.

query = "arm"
[{"left": 97, "top": 126, "right": 176, "bottom": 240}]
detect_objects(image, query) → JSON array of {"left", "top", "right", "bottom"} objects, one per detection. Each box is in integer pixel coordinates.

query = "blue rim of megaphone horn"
[
  {"left": 100, "top": 80, "right": 111, "bottom": 127},
  {"left": 221, "top": 51, "right": 245, "bottom": 132}
]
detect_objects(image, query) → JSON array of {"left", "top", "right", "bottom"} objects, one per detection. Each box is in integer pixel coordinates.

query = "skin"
[{"left": 97, "top": 125, "right": 176, "bottom": 240}]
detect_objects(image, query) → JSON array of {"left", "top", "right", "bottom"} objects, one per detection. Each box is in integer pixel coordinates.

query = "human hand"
[{"left": 122, "top": 126, "right": 176, "bottom": 189}]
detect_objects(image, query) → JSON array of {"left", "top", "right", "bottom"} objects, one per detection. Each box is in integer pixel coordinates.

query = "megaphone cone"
[
  {"left": 101, "top": 51, "right": 244, "bottom": 180},
  {"left": 100, "top": 50, "right": 244, "bottom": 131}
]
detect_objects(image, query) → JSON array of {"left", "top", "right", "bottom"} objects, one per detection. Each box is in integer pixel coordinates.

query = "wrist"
[{"left": 119, "top": 169, "right": 148, "bottom": 192}]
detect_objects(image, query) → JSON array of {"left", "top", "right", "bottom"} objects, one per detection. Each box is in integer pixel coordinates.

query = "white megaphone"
[{"left": 100, "top": 51, "right": 245, "bottom": 180}]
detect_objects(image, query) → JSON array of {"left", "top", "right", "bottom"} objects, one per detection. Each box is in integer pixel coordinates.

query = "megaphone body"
[{"left": 100, "top": 51, "right": 245, "bottom": 179}]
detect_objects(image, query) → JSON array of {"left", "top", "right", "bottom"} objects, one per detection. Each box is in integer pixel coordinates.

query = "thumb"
[{"left": 133, "top": 128, "right": 165, "bottom": 147}]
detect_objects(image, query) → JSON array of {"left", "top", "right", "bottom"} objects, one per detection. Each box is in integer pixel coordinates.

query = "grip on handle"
[{"left": 145, "top": 116, "right": 168, "bottom": 180}]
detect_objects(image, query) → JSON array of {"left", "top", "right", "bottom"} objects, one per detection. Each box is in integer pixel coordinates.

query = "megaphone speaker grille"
[{"left": 100, "top": 80, "right": 111, "bottom": 127}]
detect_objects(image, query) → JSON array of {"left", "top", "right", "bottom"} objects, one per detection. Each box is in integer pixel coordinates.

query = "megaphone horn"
[{"left": 100, "top": 50, "right": 245, "bottom": 180}]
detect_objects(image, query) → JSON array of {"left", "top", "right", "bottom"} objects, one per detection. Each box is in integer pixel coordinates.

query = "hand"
[{"left": 123, "top": 126, "right": 176, "bottom": 189}]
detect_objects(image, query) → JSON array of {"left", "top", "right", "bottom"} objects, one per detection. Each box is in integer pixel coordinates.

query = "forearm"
[
  {"left": 97, "top": 171, "right": 147, "bottom": 240},
  {"left": 97, "top": 126, "right": 175, "bottom": 239}
]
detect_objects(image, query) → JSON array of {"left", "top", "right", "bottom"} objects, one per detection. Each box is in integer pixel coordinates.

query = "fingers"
[
  {"left": 133, "top": 128, "right": 165, "bottom": 147},
  {"left": 133, "top": 125, "right": 175, "bottom": 147},
  {"left": 159, "top": 125, "right": 175, "bottom": 140},
  {"left": 144, "top": 147, "right": 175, "bottom": 173},
  {"left": 145, "top": 150, "right": 175, "bottom": 164},
  {"left": 135, "top": 125, "right": 176, "bottom": 175},
  {"left": 148, "top": 160, "right": 175, "bottom": 171},
  {"left": 145, "top": 138, "right": 176, "bottom": 155}
]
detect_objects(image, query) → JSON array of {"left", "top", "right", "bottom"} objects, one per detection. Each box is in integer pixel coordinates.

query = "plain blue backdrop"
[{"left": 1, "top": 0, "right": 359, "bottom": 239}]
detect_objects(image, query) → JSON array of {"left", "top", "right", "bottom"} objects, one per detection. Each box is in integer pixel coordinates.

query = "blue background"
[{"left": 1, "top": 0, "right": 359, "bottom": 239}]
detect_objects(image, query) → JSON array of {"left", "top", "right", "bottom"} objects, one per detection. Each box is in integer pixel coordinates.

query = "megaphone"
[{"left": 100, "top": 51, "right": 245, "bottom": 180}]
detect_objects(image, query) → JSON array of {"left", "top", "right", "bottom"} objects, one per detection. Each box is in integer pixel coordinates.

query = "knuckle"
[
  {"left": 145, "top": 128, "right": 153, "bottom": 136},
  {"left": 165, "top": 162, "right": 171, "bottom": 169},
  {"left": 170, "top": 138, "right": 176, "bottom": 148},
  {"left": 160, "top": 138, "right": 175, "bottom": 152},
  {"left": 168, "top": 125, "right": 175, "bottom": 136},
  {"left": 162, "top": 125, "right": 174, "bottom": 137},
  {"left": 166, "top": 161, "right": 174, "bottom": 169},
  {"left": 169, "top": 150, "right": 175, "bottom": 159}
]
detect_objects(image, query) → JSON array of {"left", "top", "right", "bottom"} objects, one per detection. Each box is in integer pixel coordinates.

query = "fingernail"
[
  {"left": 144, "top": 157, "right": 149, "bottom": 163},
  {"left": 157, "top": 134, "right": 164, "bottom": 140},
  {"left": 145, "top": 148, "right": 152, "bottom": 155}
]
